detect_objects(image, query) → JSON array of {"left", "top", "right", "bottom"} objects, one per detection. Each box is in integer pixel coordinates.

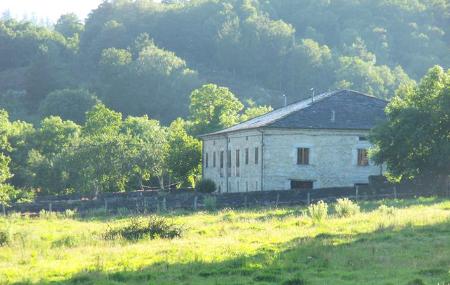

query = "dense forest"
[{"left": 0, "top": 0, "right": 449, "bottom": 199}]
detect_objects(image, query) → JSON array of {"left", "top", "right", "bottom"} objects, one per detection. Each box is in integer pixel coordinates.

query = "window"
[
  {"left": 359, "top": 136, "right": 367, "bottom": 141},
  {"left": 291, "top": 180, "right": 314, "bottom": 190},
  {"left": 255, "top": 147, "right": 259, "bottom": 164},
  {"left": 220, "top": 151, "right": 224, "bottom": 168},
  {"left": 227, "top": 150, "right": 232, "bottom": 168},
  {"left": 236, "top": 150, "right": 240, "bottom": 168},
  {"left": 297, "top": 148, "right": 310, "bottom": 165},
  {"left": 245, "top": 148, "right": 249, "bottom": 165},
  {"left": 213, "top": 152, "right": 216, "bottom": 168},
  {"left": 357, "top": 149, "right": 369, "bottom": 166},
  {"left": 205, "top": 152, "right": 209, "bottom": 168}
]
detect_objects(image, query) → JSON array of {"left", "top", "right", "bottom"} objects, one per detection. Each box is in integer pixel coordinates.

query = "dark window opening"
[
  {"left": 220, "top": 151, "right": 224, "bottom": 168},
  {"left": 205, "top": 152, "right": 208, "bottom": 168},
  {"left": 227, "top": 150, "right": 231, "bottom": 168},
  {"left": 297, "top": 148, "right": 310, "bottom": 165},
  {"left": 357, "top": 149, "right": 369, "bottom": 166},
  {"left": 213, "top": 152, "right": 216, "bottom": 168},
  {"left": 236, "top": 150, "right": 240, "bottom": 168},
  {"left": 245, "top": 148, "right": 249, "bottom": 165},
  {"left": 255, "top": 147, "right": 259, "bottom": 164},
  {"left": 291, "top": 180, "right": 314, "bottom": 190}
]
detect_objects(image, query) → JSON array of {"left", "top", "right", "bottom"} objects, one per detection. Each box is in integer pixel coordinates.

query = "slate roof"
[{"left": 202, "top": 90, "right": 388, "bottom": 137}]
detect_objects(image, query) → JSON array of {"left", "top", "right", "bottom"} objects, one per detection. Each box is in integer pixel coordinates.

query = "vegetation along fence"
[{"left": 2, "top": 184, "right": 448, "bottom": 215}]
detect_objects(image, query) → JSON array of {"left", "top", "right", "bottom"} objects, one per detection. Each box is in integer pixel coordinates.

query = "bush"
[
  {"left": 378, "top": 204, "right": 395, "bottom": 216},
  {"left": 0, "top": 230, "right": 9, "bottom": 247},
  {"left": 203, "top": 196, "right": 217, "bottom": 211},
  {"left": 196, "top": 179, "right": 216, "bottom": 193},
  {"left": 104, "top": 216, "right": 183, "bottom": 241},
  {"left": 63, "top": 209, "right": 77, "bottom": 219},
  {"left": 307, "top": 201, "right": 328, "bottom": 223},
  {"left": 334, "top": 198, "right": 360, "bottom": 218}
]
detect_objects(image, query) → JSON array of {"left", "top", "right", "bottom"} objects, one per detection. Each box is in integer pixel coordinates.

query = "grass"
[{"left": 0, "top": 197, "right": 449, "bottom": 285}]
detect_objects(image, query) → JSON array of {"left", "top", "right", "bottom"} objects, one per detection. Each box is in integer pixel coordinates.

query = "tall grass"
[{"left": 0, "top": 198, "right": 449, "bottom": 285}]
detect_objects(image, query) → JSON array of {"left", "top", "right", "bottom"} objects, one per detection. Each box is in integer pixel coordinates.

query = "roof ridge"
[{"left": 199, "top": 89, "right": 385, "bottom": 137}]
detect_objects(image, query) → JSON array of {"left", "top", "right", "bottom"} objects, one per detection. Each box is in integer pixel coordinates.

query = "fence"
[{"left": 2, "top": 184, "right": 445, "bottom": 215}]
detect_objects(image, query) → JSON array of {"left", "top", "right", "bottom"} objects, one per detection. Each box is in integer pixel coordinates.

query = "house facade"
[{"left": 200, "top": 90, "right": 388, "bottom": 192}]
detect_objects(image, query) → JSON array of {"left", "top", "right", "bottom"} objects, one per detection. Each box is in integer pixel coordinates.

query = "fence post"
[
  {"left": 307, "top": 192, "right": 311, "bottom": 205},
  {"left": 275, "top": 193, "right": 280, "bottom": 208},
  {"left": 394, "top": 186, "right": 397, "bottom": 199},
  {"left": 162, "top": 197, "right": 167, "bottom": 212},
  {"left": 193, "top": 196, "right": 198, "bottom": 210},
  {"left": 244, "top": 195, "right": 248, "bottom": 208},
  {"left": 355, "top": 185, "right": 359, "bottom": 201}
]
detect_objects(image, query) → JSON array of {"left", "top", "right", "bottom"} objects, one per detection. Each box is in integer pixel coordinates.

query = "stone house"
[{"left": 200, "top": 90, "right": 388, "bottom": 192}]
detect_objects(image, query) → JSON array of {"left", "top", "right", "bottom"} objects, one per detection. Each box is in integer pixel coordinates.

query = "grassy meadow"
[{"left": 0, "top": 198, "right": 450, "bottom": 285}]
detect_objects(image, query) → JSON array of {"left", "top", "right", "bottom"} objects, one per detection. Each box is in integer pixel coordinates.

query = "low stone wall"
[{"left": 2, "top": 184, "right": 441, "bottom": 215}]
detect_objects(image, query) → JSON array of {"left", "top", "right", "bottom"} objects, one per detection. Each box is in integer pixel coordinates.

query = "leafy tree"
[
  {"left": 240, "top": 100, "right": 273, "bottom": 122},
  {"left": 370, "top": 66, "right": 450, "bottom": 191},
  {"left": 39, "top": 88, "right": 100, "bottom": 124},
  {"left": 122, "top": 115, "right": 168, "bottom": 189},
  {"left": 26, "top": 116, "right": 80, "bottom": 195},
  {"left": 83, "top": 103, "right": 122, "bottom": 136},
  {"left": 166, "top": 118, "right": 201, "bottom": 187},
  {"left": 54, "top": 13, "right": 84, "bottom": 38},
  {"left": 189, "top": 84, "right": 244, "bottom": 135}
]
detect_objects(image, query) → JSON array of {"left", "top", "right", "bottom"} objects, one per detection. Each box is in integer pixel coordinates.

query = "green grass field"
[{"left": 1, "top": 198, "right": 450, "bottom": 285}]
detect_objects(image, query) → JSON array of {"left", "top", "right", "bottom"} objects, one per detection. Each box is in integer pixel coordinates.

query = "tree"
[
  {"left": 0, "top": 110, "right": 13, "bottom": 203},
  {"left": 370, "top": 66, "right": 450, "bottom": 192},
  {"left": 189, "top": 84, "right": 244, "bottom": 135},
  {"left": 240, "top": 100, "right": 273, "bottom": 122},
  {"left": 54, "top": 13, "right": 84, "bottom": 38},
  {"left": 166, "top": 118, "right": 201, "bottom": 187},
  {"left": 27, "top": 116, "right": 80, "bottom": 195},
  {"left": 122, "top": 115, "right": 168, "bottom": 189},
  {"left": 83, "top": 103, "right": 122, "bottom": 136},
  {"left": 39, "top": 89, "right": 100, "bottom": 124}
]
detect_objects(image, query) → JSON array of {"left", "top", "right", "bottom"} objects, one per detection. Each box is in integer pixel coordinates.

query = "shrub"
[
  {"left": 39, "top": 209, "right": 57, "bottom": 219},
  {"left": 203, "top": 196, "right": 217, "bottom": 211},
  {"left": 0, "top": 230, "right": 9, "bottom": 247},
  {"left": 307, "top": 201, "right": 328, "bottom": 223},
  {"left": 378, "top": 204, "right": 395, "bottom": 216},
  {"left": 104, "top": 216, "right": 183, "bottom": 241},
  {"left": 334, "top": 198, "right": 360, "bottom": 218},
  {"left": 63, "top": 209, "right": 77, "bottom": 219},
  {"left": 196, "top": 179, "right": 216, "bottom": 193}
]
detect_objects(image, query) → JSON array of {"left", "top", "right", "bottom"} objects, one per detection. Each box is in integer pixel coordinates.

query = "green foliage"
[
  {"left": 307, "top": 201, "right": 328, "bottom": 223},
  {"left": 189, "top": 84, "right": 244, "bottom": 135},
  {"left": 39, "top": 89, "right": 100, "bottom": 124},
  {"left": 0, "top": 229, "right": 10, "bottom": 247},
  {"left": 54, "top": 13, "right": 84, "bottom": 38},
  {"left": 196, "top": 179, "right": 217, "bottom": 194},
  {"left": 370, "top": 66, "right": 450, "bottom": 190},
  {"left": 166, "top": 119, "right": 201, "bottom": 187},
  {"left": 104, "top": 216, "right": 183, "bottom": 241},
  {"left": 334, "top": 198, "right": 360, "bottom": 218}
]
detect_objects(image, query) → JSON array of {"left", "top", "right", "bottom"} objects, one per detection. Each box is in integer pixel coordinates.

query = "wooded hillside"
[{"left": 1, "top": 0, "right": 448, "bottom": 124}]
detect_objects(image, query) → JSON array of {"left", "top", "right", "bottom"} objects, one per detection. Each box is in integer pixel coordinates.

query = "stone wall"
[
  {"left": 2, "top": 184, "right": 441, "bottom": 215},
  {"left": 203, "top": 128, "right": 384, "bottom": 193}
]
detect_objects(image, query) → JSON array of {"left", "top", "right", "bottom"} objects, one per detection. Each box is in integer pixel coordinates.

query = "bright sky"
[{"left": 0, "top": 0, "right": 104, "bottom": 23}]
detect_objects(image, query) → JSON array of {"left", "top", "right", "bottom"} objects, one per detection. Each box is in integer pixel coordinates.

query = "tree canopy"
[{"left": 370, "top": 66, "right": 450, "bottom": 190}]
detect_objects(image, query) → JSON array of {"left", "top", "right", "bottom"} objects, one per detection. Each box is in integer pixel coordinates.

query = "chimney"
[{"left": 331, "top": 110, "right": 336, "bottom": 123}]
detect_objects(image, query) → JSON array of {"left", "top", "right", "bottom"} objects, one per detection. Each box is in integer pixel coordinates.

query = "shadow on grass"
[{"left": 14, "top": 214, "right": 450, "bottom": 285}]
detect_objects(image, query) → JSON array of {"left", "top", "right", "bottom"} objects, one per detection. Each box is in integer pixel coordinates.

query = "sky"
[{"left": 0, "top": 0, "right": 104, "bottom": 23}]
